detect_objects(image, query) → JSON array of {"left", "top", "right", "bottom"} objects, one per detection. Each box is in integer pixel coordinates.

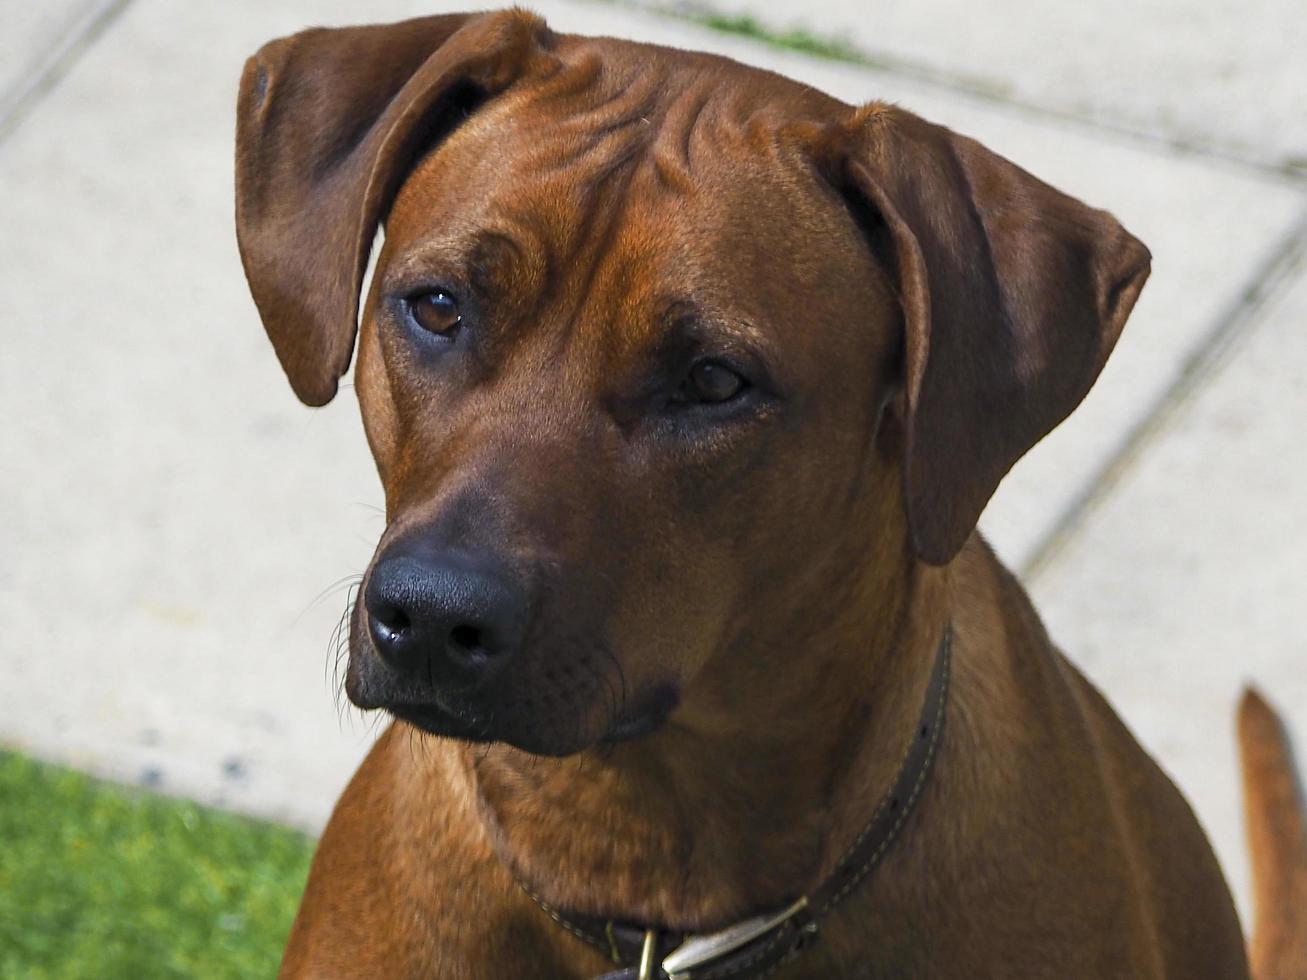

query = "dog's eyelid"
[
  {"left": 379, "top": 237, "right": 478, "bottom": 295},
  {"left": 658, "top": 301, "right": 766, "bottom": 343},
  {"left": 656, "top": 306, "right": 774, "bottom": 370},
  {"left": 383, "top": 227, "right": 530, "bottom": 293},
  {"left": 382, "top": 266, "right": 465, "bottom": 301}
]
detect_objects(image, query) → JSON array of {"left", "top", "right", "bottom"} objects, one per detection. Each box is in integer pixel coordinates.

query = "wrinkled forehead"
[
  {"left": 380, "top": 38, "right": 868, "bottom": 351},
  {"left": 384, "top": 43, "right": 846, "bottom": 269}
]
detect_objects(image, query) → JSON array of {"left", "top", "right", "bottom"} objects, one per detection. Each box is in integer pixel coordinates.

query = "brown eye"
[
  {"left": 408, "top": 290, "right": 461, "bottom": 336},
  {"left": 683, "top": 359, "right": 746, "bottom": 404}
]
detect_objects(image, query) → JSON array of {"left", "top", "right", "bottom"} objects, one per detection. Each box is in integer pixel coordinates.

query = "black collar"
[{"left": 519, "top": 624, "right": 953, "bottom": 980}]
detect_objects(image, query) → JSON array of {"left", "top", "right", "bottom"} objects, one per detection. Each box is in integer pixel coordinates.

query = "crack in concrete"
[{"left": 0, "top": 0, "right": 135, "bottom": 148}]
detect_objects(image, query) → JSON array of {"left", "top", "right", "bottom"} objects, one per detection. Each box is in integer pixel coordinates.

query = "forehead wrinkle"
[
  {"left": 650, "top": 80, "right": 715, "bottom": 193},
  {"left": 449, "top": 65, "right": 665, "bottom": 283},
  {"left": 513, "top": 122, "right": 650, "bottom": 203},
  {"left": 540, "top": 48, "right": 661, "bottom": 125},
  {"left": 510, "top": 63, "right": 661, "bottom": 177},
  {"left": 502, "top": 72, "right": 682, "bottom": 331}
]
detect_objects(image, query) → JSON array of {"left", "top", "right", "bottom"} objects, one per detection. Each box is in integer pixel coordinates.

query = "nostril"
[
  {"left": 448, "top": 624, "right": 483, "bottom": 654},
  {"left": 373, "top": 603, "right": 411, "bottom": 639}
]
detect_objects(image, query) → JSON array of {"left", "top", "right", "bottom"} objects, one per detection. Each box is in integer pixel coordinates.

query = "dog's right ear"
[
  {"left": 818, "top": 104, "right": 1149, "bottom": 566},
  {"left": 235, "top": 11, "right": 553, "bottom": 405}
]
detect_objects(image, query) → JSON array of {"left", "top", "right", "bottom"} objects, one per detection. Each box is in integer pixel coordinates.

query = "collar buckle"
[{"left": 660, "top": 896, "right": 813, "bottom": 979}]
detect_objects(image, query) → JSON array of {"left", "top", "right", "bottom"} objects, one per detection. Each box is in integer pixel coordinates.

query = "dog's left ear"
[
  {"left": 822, "top": 104, "right": 1151, "bottom": 565},
  {"left": 235, "top": 11, "right": 553, "bottom": 406}
]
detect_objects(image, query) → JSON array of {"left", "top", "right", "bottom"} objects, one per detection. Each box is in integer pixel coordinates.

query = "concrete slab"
[
  {"left": 1030, "top": 259, "right": 1307, "bottom": 925},
  {"left": 0, "top": 0, "right": 115, "bottom": 133},
  {"left": 637, "top": 0, "right": 1307, "bottom": 174},
  {"left": 0, "top": 0, "right": 1300, "bottom": 862}
]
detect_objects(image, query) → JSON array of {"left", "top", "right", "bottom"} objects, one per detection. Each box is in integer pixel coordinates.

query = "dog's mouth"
[
  {"left": 347, "top": 597, "right": 683, "bottom": 753},
  {"left": 601, "top": 682, "right": 681, "bottom": 744},
  {"left": 378, "top": 682, "right": 681, "bottom": 755},
  {"left": 386, "top": 687, "right": 681, "bottom": 752},
  {"left": 386, "top": 701, "right": 495, "bottom": 743}
]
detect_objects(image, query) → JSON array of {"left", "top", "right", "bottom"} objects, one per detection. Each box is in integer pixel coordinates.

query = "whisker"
[
  {"left": 297, "top": 572, "right": 365, "bottom": 626},
  {"left": 327, "top": 582, "right": 360, "bottom": 722}
]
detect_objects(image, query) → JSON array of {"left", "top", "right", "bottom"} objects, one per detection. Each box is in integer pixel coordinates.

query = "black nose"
[{"left": 364, "top": 552, "right": 525, "bottom": 687}]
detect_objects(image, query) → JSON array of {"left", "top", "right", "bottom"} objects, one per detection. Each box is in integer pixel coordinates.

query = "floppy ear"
[
  {"left": 235, "top": 11, "right": 553, "bottom": 405},
  {"left": 826, "top": 104, "right": 1151, "bottom": 565}
]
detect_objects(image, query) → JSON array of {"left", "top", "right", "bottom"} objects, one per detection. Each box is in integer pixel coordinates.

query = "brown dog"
[{"left": 235, "top": 11, "right": 1307, "bottom": 978}]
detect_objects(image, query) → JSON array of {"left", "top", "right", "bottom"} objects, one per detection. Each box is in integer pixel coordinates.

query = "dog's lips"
[
  {"left": 350, "top": 607, "right": 681, "bottom": 750},
  {"left": 384, "top": 683, "right": 681, "bottom": 753},
  {"left": 603, "top": 712, "right": 664, "bottom": 743},
  {"left": 602, "top": 682, "right": 680, "bottom": 744},
  {"left": 387, "top": 701, "right": 492, "bottom": 742}
]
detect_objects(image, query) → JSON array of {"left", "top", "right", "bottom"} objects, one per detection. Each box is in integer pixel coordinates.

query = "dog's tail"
[{"left": 1240, "top": 687, "right": 1307, "bottom": 980}]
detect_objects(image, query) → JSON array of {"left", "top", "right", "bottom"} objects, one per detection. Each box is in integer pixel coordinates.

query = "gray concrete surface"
[
  {"left": 0, "top": 1, "right": 126, "bottom": 137},
  {"left": 1, "top": 0, "right": 1304, "bottom": 930},
  {"left": 639, "top": 0, "right": 1307, "bottom": 175},
  {"left": 0, "top": 1, "right": 95, "bottom": 105}
]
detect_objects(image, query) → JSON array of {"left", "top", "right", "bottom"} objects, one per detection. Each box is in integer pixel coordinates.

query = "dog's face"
[
  {"left": 346, "top": 56, "right": 902, "bottom": 753},
  {"left": 235, "top": 12, "right": 1149, "bottom": 756}
]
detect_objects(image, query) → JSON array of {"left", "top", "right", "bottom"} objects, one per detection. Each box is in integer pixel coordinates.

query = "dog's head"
[{"left": 236, "top": 11, "right": 1148, "bottom": 755}]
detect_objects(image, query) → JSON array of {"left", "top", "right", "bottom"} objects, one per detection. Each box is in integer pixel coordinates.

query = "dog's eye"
[
  {"left": 407, "top": 290, "right": 462, "bottom": 337},
  {"left": 681, "top": 359, "right": 747, "bottom": 404}
]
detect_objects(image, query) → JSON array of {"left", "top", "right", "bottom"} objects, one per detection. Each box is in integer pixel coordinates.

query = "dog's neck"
[{"left": 462, "top": 547, "right": 950, "bottom": 931}]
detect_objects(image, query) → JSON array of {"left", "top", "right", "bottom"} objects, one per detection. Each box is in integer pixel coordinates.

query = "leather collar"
[{"left": 520, "top": 624, "right": 953, "bottom": 980}]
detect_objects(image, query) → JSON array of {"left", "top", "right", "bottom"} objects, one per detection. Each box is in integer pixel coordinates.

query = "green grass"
[
  {"left": 628, "top": 2, "right": 1018, "bottom": 103},
  {"left": 0, "top": 752, "right": 315, "bottom": 979},
  {"left": 688, "top": 10, "right": 872, "bottom": 64}
]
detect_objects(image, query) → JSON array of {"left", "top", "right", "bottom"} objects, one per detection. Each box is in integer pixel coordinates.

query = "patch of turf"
[
  {"left": 0, "top": 751, "right": 314, "bottom": 979},
  {"left": 635, "top": 1, "right": 1014, "bottom": 101},
  {"left": 689, "top": 10, "right": 871, "bottom": 64}
]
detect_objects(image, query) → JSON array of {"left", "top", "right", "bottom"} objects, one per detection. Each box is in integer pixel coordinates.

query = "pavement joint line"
[
  {"left": 616, "top": 0, "right": 1307, "bottom": 189},
  {"left": 0, "top": 0, "right": 134, "bottom": 148},
  {"left": 1020, "top": 201, "right": 1307, "bottom": 584}
]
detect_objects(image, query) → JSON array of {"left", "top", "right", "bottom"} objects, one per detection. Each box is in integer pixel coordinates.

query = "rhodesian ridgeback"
[{"left": 235, "top": 11, "right": 1307, "bottom": 978}]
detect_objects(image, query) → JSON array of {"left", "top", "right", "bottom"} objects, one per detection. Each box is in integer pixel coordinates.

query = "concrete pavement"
[
  {"left": 2, "top": 0, "right": 1303, "bottom": 926},
  {"left": 637, "top": 0, "right": 1307, "bottom": 174}
]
